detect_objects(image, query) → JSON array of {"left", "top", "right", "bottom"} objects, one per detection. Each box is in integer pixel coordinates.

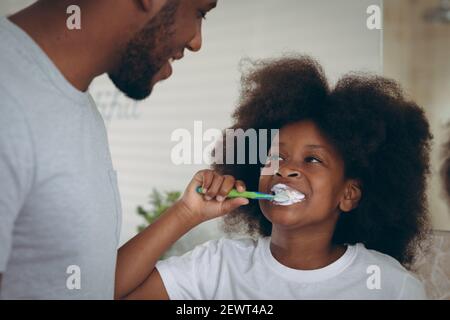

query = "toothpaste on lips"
[{"left": 270, "top": 183, "right": 306, "bottom": 206}]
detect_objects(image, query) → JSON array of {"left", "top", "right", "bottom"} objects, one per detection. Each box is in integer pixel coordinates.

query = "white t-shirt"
[{"left": 156, "top": 237, "right": 426, "bottom": 300}]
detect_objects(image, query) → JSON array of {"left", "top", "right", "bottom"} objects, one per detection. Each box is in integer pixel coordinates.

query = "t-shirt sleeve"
[
  {"left": 155, "top": 239, "right": 226, "bottom": 300},
  {"left": 0, "top": 96, "right": 34, "bottom": 272},
  {"left": 398, "top": 274, "right": 428, "bottom": 300}
]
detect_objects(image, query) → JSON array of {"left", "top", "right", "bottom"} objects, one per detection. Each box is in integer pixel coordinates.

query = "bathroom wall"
[
  {"left": 384, "top": 0, "right": 450, "bottom": 231},
  {"left": 0, "top": 0, "right": 34, "bottom": 15},
  {"left": 384, "top": 0, "right": 450, "bottom": 299},
  {"left": 414, "top": 231, "right": 450, "bottom": 299}
]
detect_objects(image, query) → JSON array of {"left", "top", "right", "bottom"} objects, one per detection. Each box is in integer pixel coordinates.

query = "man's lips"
[
  {"left": 159, "top": 54, "right": 184, "bottom": 81},
  {"left": 172, "top": 52, "right": 184, "bottom": 60}
]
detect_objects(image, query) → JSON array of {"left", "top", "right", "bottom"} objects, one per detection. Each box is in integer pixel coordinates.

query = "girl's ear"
[{"left": 339, "top": 180, "right": 362, "bottom": 212}]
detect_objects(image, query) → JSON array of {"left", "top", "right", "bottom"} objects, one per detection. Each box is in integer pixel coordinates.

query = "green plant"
[{"left": 137, "top": 189, "right": 181, "bottom": 233}]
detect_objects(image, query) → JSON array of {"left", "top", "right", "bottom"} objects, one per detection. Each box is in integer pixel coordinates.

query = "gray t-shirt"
[{"left": 0, "top": 17, "right": 121, "bottom": 299}]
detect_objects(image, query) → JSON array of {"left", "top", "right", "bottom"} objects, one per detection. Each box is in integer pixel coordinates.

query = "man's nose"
[
  {"left": 275, "top": 166, "right": 301, "bottom": 178},
  {"left": 187, "top": 25, "right": 202, "bottom": 52}
]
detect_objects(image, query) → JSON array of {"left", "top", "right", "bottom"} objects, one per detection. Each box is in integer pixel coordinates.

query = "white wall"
[
  {"left": 0, "top": 0, "right": 34, "bottom": 15},
  {"left": 1, "top": 0, "right": 383, "bottom": 253}
]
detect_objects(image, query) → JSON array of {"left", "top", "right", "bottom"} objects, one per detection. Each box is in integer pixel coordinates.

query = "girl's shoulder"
[
  {"left": 353, "top": 243, "right": 425, "bottom": 298},
  {"left": 354, "top": 243, "right": 408, "bottom": 272}
]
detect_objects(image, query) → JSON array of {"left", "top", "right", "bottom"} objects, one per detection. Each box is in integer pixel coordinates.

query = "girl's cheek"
[{"left": 259, "top": 176, "right": 270, "bottom": 190}]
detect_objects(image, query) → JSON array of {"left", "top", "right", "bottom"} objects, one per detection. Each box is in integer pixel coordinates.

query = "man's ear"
[
  {"left": 137, "top": 0, "right": 167, "bottom": 13},
  {"left": 339, "top": 179, "right": 362, "bottom": 212}
]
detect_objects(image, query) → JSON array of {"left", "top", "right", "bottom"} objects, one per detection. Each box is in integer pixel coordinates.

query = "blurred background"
[
  {"left": 1, "top": 0, "right": 448, "bottom": 298},
  {"left": 383, "top": 0, "right": 450, "bottom": 299}
]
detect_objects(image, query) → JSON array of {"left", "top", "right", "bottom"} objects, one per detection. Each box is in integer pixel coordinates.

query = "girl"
[{"left": 115, "top": 56, "right": 432, "bottom": 299}]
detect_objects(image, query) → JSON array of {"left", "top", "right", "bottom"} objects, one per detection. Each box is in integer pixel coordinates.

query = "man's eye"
[{"left": 198, "top": 10, "right": 207, "bottom": 20}]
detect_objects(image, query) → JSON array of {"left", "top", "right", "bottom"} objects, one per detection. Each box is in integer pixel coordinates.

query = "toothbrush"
[{"left": 196, "top": 187, "right": 275, "bottom": 200}]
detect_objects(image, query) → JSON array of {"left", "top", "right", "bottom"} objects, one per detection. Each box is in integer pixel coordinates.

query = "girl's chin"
[
  {"left": 262, "top": 206, "right": 307, "bottom": 226},
  {"left": 261, "top": 199, "right": 307, "bottom": 211}
]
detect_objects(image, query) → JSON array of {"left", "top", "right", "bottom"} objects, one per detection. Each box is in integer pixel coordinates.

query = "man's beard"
[{"left": 108, "top": 0, "right": 180, "bottom": 100}]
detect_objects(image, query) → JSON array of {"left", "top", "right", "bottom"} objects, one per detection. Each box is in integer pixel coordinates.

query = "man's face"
[{"left": 108, "top": 0, "right": 217, "bottom": 100}]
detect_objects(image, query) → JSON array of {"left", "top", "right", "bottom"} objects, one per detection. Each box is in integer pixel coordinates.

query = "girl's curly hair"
[{"left": 213, "top": 55, "right": 432, "bottom": 268}]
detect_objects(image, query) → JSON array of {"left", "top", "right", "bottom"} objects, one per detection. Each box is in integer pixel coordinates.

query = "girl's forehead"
[
  {"left": 274, "top": 121, "right": 340, "bottom": 157},
  {"left": 278, "top": 120, "right": 326, "bottom": 143}
]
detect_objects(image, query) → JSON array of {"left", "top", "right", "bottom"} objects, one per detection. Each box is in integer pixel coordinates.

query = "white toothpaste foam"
[{"left": 270, "top": 183, "right": 305, "bottom": 206}]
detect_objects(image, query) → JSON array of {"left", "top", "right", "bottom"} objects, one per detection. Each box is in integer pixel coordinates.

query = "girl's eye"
[
  {"left": 305, "top": 156, "right": 321, "bottom": 163},
  {"left": 264, "top": 154, "right": 283, "bottom": 166},
  {"left": 268, "top": 155, "right": 284, "bottom": 161}
]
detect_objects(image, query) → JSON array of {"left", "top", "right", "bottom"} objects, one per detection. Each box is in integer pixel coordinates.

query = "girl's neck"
[{"left": 270, "top": 226, "right": 346, "bottom": 270}]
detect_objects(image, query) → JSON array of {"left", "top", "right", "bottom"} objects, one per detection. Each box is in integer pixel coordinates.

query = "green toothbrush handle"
[
  {"left": 196, "top": 187, "right": 273, "bottom": 200},
  {"left": 227, "top": 189, "right": 257, "bottom": 199}
]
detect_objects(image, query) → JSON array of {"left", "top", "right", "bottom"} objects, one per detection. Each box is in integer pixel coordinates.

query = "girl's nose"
[{"left": 275, "top": 167, "right": 301, "bottom": 178}]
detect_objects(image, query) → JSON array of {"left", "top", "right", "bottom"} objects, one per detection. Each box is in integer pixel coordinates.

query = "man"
[{"left": 0, "top": 0, "right": 217, "bottom": 299}]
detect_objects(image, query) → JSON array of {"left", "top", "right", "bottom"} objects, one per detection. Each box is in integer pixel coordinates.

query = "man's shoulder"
[
  {"left": 0, "top": 86, "right": 28, "bottom": 128},
  {"left": 0, "top": 17, "right": 45, "bottom": 81},
  {"left": 0, "top": 34, "right": 65, "bottom": 115}
]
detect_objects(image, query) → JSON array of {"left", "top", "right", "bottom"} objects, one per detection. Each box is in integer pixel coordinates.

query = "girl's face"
[{"left": 259, "top": 120, "right": 360, "bottom": 231}]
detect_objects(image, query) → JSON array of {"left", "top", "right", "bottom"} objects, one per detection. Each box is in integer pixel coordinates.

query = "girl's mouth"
[{"left": 270, "top": 183, "right": 306, "bottom": 206}]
